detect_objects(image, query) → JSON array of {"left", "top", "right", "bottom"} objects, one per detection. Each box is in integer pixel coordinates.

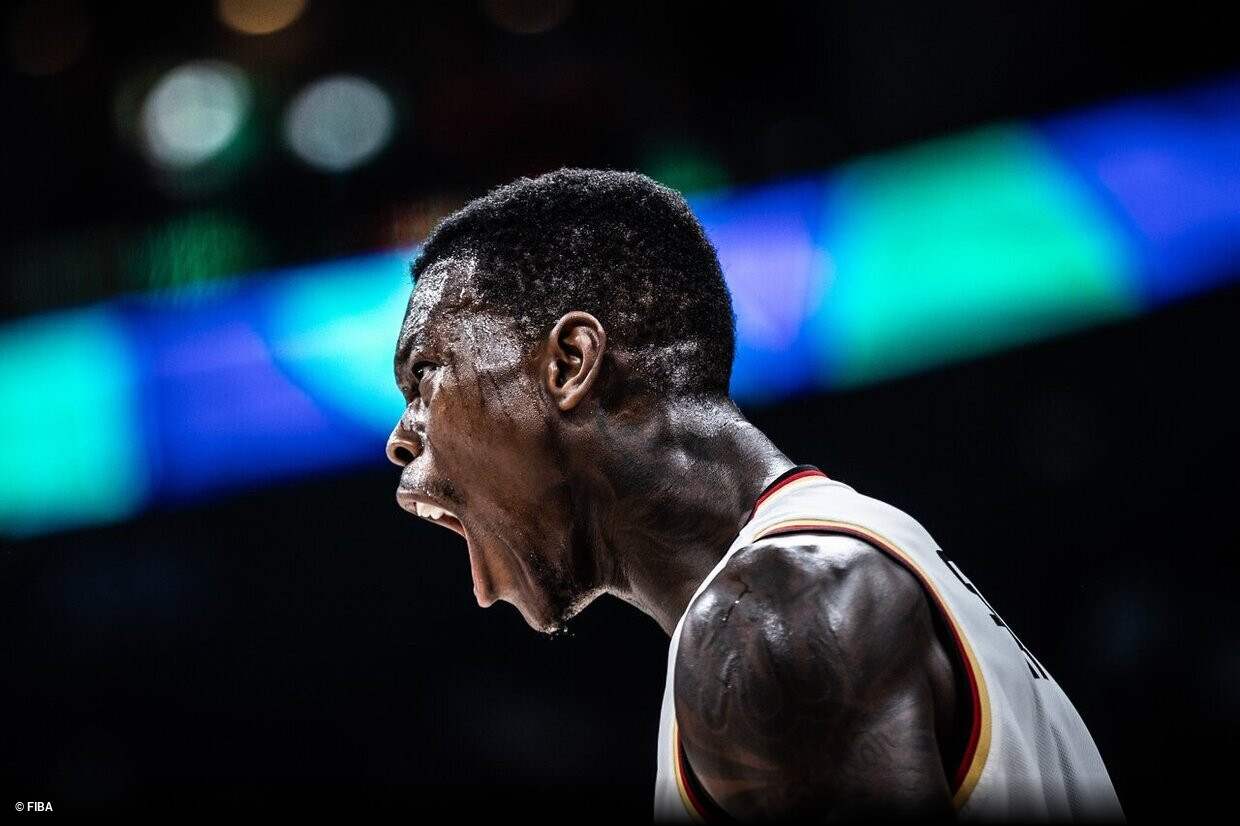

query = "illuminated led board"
[{"left": 3, "top": 73, "right": 1239, "bottom": 536}]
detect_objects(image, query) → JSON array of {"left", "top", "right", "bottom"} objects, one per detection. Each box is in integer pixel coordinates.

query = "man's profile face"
[{"left": 387, "top": 255, "right": 584, "bottom": 634}]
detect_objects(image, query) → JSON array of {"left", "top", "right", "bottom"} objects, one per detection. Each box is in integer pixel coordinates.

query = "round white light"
[
  {"left": 284, "top": 75, "right": 394, "bottom": 172},
  {"left": 140, "top": 60, "right": 250, "bottom": 169}
]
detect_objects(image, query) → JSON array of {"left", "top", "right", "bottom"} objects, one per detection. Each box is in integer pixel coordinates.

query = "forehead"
[{"left": 396, "top": 254, "right": 482, "bottom": 356}]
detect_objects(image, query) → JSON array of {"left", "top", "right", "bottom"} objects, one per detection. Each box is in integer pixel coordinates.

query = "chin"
[
  {"left": 511, "top": 587, "right": 602, "bottom": 637},
  {"left": 504, "top": 599, "right": 564, "bottom": 636}
]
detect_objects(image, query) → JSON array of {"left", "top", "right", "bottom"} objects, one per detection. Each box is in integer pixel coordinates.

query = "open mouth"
[
  {"left": 397, "top": 490, "right": 466, "bottom": 539},
  {"left": 412, "top": 500, "right": 466, "bottom": 538},
  {"left": 397, "top": 488, "right": 492, "bottom": 606}
]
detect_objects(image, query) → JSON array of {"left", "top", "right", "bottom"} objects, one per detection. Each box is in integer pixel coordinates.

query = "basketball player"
[{"left": 385, "top": 168, "right": 1125, "bottom": 821}]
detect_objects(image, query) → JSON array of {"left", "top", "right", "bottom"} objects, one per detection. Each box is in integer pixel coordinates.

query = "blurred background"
[{"left": 2, "top": 0, "right": 1237, "bottom": 818}]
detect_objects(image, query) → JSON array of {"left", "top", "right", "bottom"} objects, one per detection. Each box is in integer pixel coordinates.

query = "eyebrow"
[
  {"left": 395, "top": 330, "right": 426, "bottom": 380},
  {"left": 395, "top": 332, "right": 416, "bottom": 365}
]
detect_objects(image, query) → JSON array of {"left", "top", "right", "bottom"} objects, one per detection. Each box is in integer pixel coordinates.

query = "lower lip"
[
  {"left": 429, "top": 512, "right": 494, "bottom": 606},
  {"left": 460, "top": 525, "right": 496, "bottom": 608}
]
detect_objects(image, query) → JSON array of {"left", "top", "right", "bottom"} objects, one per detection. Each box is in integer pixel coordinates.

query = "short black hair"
[{"left": 410, "top": 167, "right": 736, "bottom": 397}]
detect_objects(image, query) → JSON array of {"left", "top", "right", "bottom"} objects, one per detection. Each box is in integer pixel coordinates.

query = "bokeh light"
[
  {"left": 482, "top": 0, "right": 573, "bottom": 35},
  {"left": 140, "top": 60, "right": 251, "bottom": 169},
  {"left": 4, "top": 0, "right": 89, "bottom": 76},
  {"left": 283, "top": 75, "right": 395, "bottom": 172},
  {"left": 216, "top": 0, "right": 308, "bottom": 35},
  {"left": 638, "top": 135, "right": 731, "bottom": 194}
]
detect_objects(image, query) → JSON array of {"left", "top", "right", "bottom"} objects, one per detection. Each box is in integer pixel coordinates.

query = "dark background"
[{"left": 3, "top": 1, "right": 1238, "bottom": 819}]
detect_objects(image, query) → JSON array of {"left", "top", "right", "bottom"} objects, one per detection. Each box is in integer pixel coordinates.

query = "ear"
[{"left": 543, "top": 311, "right": 607, "bottom": 412}]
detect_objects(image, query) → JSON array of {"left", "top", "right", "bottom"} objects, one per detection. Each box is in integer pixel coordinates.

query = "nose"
[{"left": 386, "top": 409, "right": 423, "bottom": 467}]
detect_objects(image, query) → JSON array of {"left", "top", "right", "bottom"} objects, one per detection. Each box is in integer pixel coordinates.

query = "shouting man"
[{"left": 385, "top": 168, "right": 1124, "bottom": 822}]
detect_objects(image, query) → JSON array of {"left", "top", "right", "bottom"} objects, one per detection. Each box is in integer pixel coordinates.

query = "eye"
[{"left": 411, "top": 361, "right": 436, "bottom": 384}]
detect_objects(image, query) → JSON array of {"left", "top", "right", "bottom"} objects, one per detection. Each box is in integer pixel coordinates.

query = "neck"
[{"left": 565, "top": 393, "right": 795, "bottom": 636}]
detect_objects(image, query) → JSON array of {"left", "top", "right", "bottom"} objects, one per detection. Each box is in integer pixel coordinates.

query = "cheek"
[{"left": 434, "top": 369, "right": 547, "bottom": 465}]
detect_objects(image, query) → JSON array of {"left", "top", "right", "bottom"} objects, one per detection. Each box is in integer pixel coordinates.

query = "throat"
[{"left": 570, "top": 397, "right": 796, "bottom": 636}]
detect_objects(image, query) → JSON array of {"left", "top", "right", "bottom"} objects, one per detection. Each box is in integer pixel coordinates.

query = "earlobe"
[{"left": 545, "top": 311, "right": 606, "bottom": 412}]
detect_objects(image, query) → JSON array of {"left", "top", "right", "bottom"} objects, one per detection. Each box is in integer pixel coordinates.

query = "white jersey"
[{"left": 654, "top": 465, "right": 1124, "bottom": 822}]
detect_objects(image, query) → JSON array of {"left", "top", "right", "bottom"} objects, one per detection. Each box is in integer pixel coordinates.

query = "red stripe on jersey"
[{"left": 746, "top": 466, "right": 828, "bottom": 525}]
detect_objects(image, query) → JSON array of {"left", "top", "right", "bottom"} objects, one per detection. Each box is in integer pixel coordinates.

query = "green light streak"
[
  {"left": 125, "top": 210, "right": 268, "bottom": 299},
  {"left": 0, "top": 309, "right": 148, "bottom": 537},
  {"left": 814, "top": 123, "right": 1141, "bottom": 387}
]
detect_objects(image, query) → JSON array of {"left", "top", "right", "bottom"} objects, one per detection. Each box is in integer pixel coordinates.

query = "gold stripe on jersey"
[
  {"left": 670, "top": 718, "right": 710, "bottom": 823},
  {"left": 749, "top": 516, "right": 992, "bottom": 810}
]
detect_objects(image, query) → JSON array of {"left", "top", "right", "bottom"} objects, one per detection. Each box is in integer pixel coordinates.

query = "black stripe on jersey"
[
  {"left": 679, "top": 738, "right": 740, "bottom": 823},
  {"left": 744, "top": 463, "right": 826, "bottom": 525}
]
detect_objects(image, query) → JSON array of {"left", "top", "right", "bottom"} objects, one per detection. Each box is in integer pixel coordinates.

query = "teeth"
[{"left": 415, "top": 502, "right": 451, "bottom": 521}]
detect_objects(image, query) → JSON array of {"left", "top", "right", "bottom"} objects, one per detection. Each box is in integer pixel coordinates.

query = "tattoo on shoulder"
[{"left": 673, "top": 536, "right": 955, "bottom": 820}]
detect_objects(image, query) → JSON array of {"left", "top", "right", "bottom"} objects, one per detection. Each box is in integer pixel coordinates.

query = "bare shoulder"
[
  {"left": 677, "top": 533, "right": 933, "bottom": 691},
  {"left": 683, "top": 532, "right": 927, "bottom": 629},
  {"left": 673, "top": 533, "right": 956, "bottom": 820}
]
